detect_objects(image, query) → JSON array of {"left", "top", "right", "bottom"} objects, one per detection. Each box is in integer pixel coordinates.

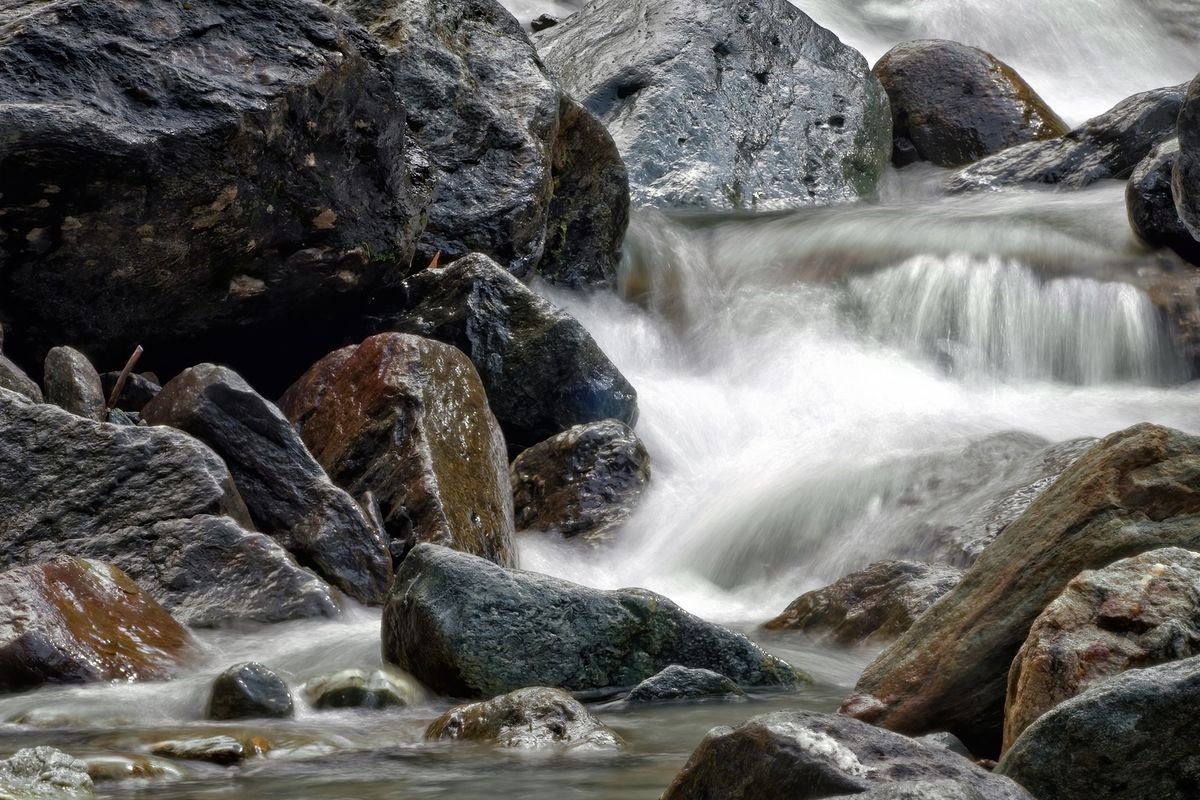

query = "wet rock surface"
[
  {"left": 763, "top": 561, "right": 962, "bottom": 645},
  {"left": 281, "top": 333, "right": 515, "bottom": 567},
  {"left": 207, "top": 662, "right": 294, "bottom": 721},
  {"left": 150, "top": 735, "right": 270, "bottom": 766},
  {"left": 426, "top": 687, "right": 621, "bottom": 749},
  {"left": 625, "top": 665, "right": 744, "bottom": 704},
  {"left": 0, "top": 747, "right": 92, "bottom": 798},
  {"left": 382, "top": 544, "right": 805, "bottom": 697},
  {"left": 511, "top": 419, "right": 650, "bottom": 542},
  {"left": 142, "top": 364, "right": 391, "bottom": 604},
  {"left": 1175, "top": 75, "right": 1200, "bottom": 240},
  {"left": 661, "top": 710, "right": 1032, "bottom": 799},
  {"left": 1128, "top": 139, "right": 1200, "bottom": 264},
  {"left": 536, "top": 0, "right": 891, "bottom": 210},
  {"left": 873, "top": 40, "right": 1067, "bottom": 168},
  {"left": 304, "top": 668, "right": 418, "bottom": 710},
  {"left": 42, "top": 346, "right": 105, "bottom": 422}
]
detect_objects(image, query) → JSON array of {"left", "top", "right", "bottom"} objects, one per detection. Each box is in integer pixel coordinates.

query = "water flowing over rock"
[
  {"left": 843, "top": 424, "right": 1200, "bottom": 756},
  {"left": 426, "top": 687, "right": 621, "bottom": 749},
  {"left": 536, "top": 0, "right": 891, "bottom": 210},
  {"left": 207, "top": 663, "right": 294, "bottom": 721},
  {"left": 998, "top": 655, "right": 1200, "bottom": 800},
  {"left": 382, "top": 543, "right": 805, "bottom": 697},
  {"left": 949, "top": 83, "right": 1187, "bottom": 191},
  {"left": 280, "top": 333, "right": 516, "bottom": 567},
  {"left": 625, "top": 665, "right": 744, "bottom": 704},
  {"left": 511, "top": 419, "right": 650, "bottom": 543},
  {"left": 378, "top": 253, "right": 638, "bottom": 452},
  {"left": 142, "top": 364, "right": 392, "bottom": 605},
  {"left": 661, "top": 710, "right": 1032, "bottom": 800},
  {"left": 1174, "top": 74, "right": 1200, "bottom": 240},
  {"left": 1128, "top": 139, "right": 1200, "bottom": 264},
  {"left": 0, "top": 388, "right": 339, "bottom": 626},
  {"left": 42, "top": 346, "right": 105, "bottom": 422},
  {"left": 304, "top": 668, "right": 418, "bottom": 710},
  {"left": 1002, "top": 546, "right": 1200, "bottom": 751},
  {"left": 0, "top": 0, "right": 431, "bottom": 385},
  {"left": 0, "top": 747, "right": 92, "bottom": 799},
  {"left": 763, "top": 561, "right": 962, "bottom": 645},
  {"left": 873, "top": 40, "right": 1067, "bottom": 168},
  {"left": 0, "top": 558, "right": 192, "bottom": 693}
]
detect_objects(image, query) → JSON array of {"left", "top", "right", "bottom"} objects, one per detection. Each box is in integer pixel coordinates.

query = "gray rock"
[
  {"left": 382, "top": 543, "right": 806, "bottom": 697},
  {"left": 536, "top": 0, "right": 891, "bottom": 210},
  {"left": 915, "top": 732, "right": 974, "bottom": 760},
  {"left": 99, "top": 371, "right": 161, "bottom": 413},
  {"left": 1174, "top": 74, "right": 1200, "bottom": 240},
  {"left": 149, "top": 735, "right": 266, "bottom": 766},
  {"left": 142, "top": 364, "right": 391, "bottom": 605},
  {"left": 43, "top": 346, "right": 105, "bottom": 422},
  {"left": 998, "top": 655, "right": 1200, "bottom": 800},
  {"left": 380, "top": 253, "right": 638, "bottom": 452},
  {"left": 661, "top": 710, "right": 1031, "bottom": 799},
  {"left": 426, "top": 686, "right": 621, "bottom": 749},
  {"left": 626, "top": 665, "right": 744, "bottom": 704},
  {"left": 0, "top": 355, "right": 42, "bottom": 404},
  {"left": 207, "top": 662, "right": 294, "bottom": 721},
  {"left": 0, "top": 747, "right": 92, "bottom": 798},
  {"left": 950, "top": 83, "right": 1188, "bottom": 191},
  {"left": 1128, "top": 139, "right": 1200, "bottom": 263},
  {"left": 511, "top": 419, "right": 650, "bottom": 542},
  {"left": 304, "top": 667, "right": 418, "bottom": 710}
]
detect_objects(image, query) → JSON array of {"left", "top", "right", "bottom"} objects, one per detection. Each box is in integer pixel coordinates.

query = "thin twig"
[{"left": 105, "top": 345, "right": 144, "bottom": 419}]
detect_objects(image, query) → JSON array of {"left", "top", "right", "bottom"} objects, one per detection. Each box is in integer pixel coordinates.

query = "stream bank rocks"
[
  {"left": 281, "top": 333, "right": 515, "bottom": 567},
  {"left": 873, "top": 40, "right": 1066, "bottom": 168},
  {"left": 536, "top": 0, "right": 891, "bottom": 210},
  {"left": 426, "top": 687, "right": 621, "bottom": 749},
  {"left": 0, "top": 558, "right": 191, "bottom": 693},
  {"left": 661, "top": 710, "right": 1032, "bottom": 799},
  {"left": 382, "top": 544, "right": 806, "bottom": 697},
  {"left": 0, "top": 747, "right": 92, "bottom": 799}
]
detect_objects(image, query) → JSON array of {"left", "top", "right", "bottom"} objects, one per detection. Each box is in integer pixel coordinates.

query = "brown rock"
[
  {"left": 43, "top": 345, "right": 105, "bottom": 421},
  {"left": 426, "top": 687, "right": 621, "bottom": 750},
  {"left": 842, "top": 424, "right": 1200, "bottom": 756},
  {"left": 280, "top": 333, "right": 515, "bottom": 566}
]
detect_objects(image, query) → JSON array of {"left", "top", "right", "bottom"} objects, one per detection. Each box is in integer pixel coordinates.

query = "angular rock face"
[
  {"left": 537, "top": 0, "right": 891, "bottom": 210},
  {"left": 511, "top": 419, "right": 650, "bottom": 542},
  {"left": 949, "top": 83, "right": 1187, "bottom": 191},
  {"left": 380, "top": 254, "right": 638, "bottom": 452},
  {"left": 661, "top": 711, "right": 1032, "bottom": 800},
  {"left": 998, "top": 655, "right": 1200, "bottom": 800},
  {"left": 763, "top": 561, "right": 962, "bottom": 645},
  {"left": 0, "top": 558, "right": 192, "bottom": 693},
  {"left": 43, "top": 346, "right": 106, "bottom": 422},
  {"left": 426, "top": 687, "right": 621, "bottom": 749},
  {"left": 0, "top": 747, "right": 92, "bottom": 799},
  {"left": 0, "top": 0, "right": 431, "bottom": 383},
  {"left": 331, "top": 0, "right": 627, "bottom": 287},
  {"left": 843, "top": 424, "right": 1200, "bottom": 756},
  {"left": 0, "top": 354, "right": 42, "bottom": 403},
  {"left": 873, "top": 40, "right": 1067, "bottom": 168},
  {"left": 1129, "top": 139, "right": 1200, "bottom": 264},
  {"left": 1174, "top": 75, "right": 1200, "bottom": 240},
  {"left": 382, "top": 543, "right": 804, "bottom": 697},
  {"left": 207, "top": 662, "right": 294, "bottom": 721},
  {"left": 626, "top": 665, "right": 743, "bottom": 704},
  {"left": 0, "top": 389, "right": 338, "bottom": 626},
  {"left": 280, "top": 333, "right": 516, "bottom": 567},
  {"left": 1002, "top": 547, "right": 1200, "bottom": 750},
  {"left": 142, "top": 364, "right": 391, "bottom": 604}
]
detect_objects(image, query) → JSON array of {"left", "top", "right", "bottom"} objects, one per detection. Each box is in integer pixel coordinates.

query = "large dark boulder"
[
  {"left": 382, "top": 543, "right": 805, "bottom": 697},
  {"left": 536, "top": 0, "right": 891, "bottom": 210},
  {"left": 998, "top": 655, "right": 1200, "bottom": 800},
  {"left": 661, "top": 710, "right": 1032, "bottom": 800},
  {"left": 330, "top": 0, "right": 627, "bottom": 287},
  {"left": 280, "top": 333, "right": 516, "bottom": 566},
  {"left": 379, "top": 253, "right": 637, "bottom": 452},
  {"left": 1128, "top": 139, "right": 1200, "bottom": 264},
  {"left": 0, "top": 388, "right": 338, "bottom": 625},
  {"left": 0, "top": 0, "right": 431, "bottom": 387},
  {"left": 950, "top": 83, "right": 1188, "bottom": 191},
  {"left": 142, "top": 364, "right": 391, "bottom": 604},
  {"left": 1174, "top": 74, "right": 1200, "bottom": 240},
  {"left": 426, "top": 686, "right": 621, "bottom": 749},
  {"left": 842, "top": 424, "right": 1200, "bottom": 756},
  {"left": 873, "top": 40, "right": 1067, "bottom": 168}
]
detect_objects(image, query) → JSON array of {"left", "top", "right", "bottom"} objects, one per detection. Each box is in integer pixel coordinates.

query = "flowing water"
[{"left": 4, "top": 1, "right": 1200, "bottom": 797}]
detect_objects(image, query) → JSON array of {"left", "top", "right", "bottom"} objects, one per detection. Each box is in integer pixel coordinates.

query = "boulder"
[
  {"left": 661, "top": 710, "right": 1032, "bottom": 800},
  {"left": 843, "top": 424, "right": 1200, "bottom": 755},
  {"left": 100, "top": 371, "right": 161, "bottom": 413},
  {"left": 536, "top": 0, "right": 891, "bottom": 210},
  {"left": 1128, "top": 139, "right": 1200, "bottom": 263},
  {"left": 142, "top": 364, "right": 391, "bottom": 604},
  {"left": 379, "top": 253, "right": 638, "bottom": 452},
  {"left": 998, "top": 655, "right": 1200, "bottom": 800},
  {"left": 511, "top": 419, "right": 650, "bottom": 542},
  {"left": 280, "top": 333, "right": 515, "bottom": 566},
  {"left": 0, "top": 388, "right": 338, "bottom": 626},
  {"left": 625, "top": 665, "right": 744, "bottom": 704},
  {"left": 0, "top": 0, "right": 431, "bottom": 387},
  {"left": 426, "top": 686, "right": 620, "bottom": 749},
  {"left": 84, "top": 755, "right": 185, "bottom": 783},
  {"left": 330, "top": 0, "right": 627, "bottom": 287},
  {"left": 0, "top": 355, "right": 42, "bottom": 404},
  {"left": 1174, "top": 74, "right": 1200, "bottom": 240},
  {"left": 949, "top": 83, "right": 1187, "bottom": 191},
  {"left": 0, "top": 557, "right": 191, "bottom": 693},
  {"left": 873, "top": 40, "right": 1067, "bottom": 168},
  {"left": 1002, "top": 547, "right": 1200, "bottom": 750},
  {"left": 382, "top": 543, "right": 805, "bottom": 697},
  {"left": 530, "top": 13, "right": 560, "bottom": 31},
  {"left": 0, "top": 747, "right": 92, "bottom": 799},
  {"left": 150, "top": 735, "right": 269, "bottom": 766},
  {"left": 43, "top": 346, "right": 105, "bottom": 422},
  {"left": 207, "top": 662, "right": 294, "bottom": 721},
  {"left": 763, "top": 561, "right": 962, "bottom": 645},
  {"left": 304, "top": 667, "right": 418, "bottom": 709}
]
